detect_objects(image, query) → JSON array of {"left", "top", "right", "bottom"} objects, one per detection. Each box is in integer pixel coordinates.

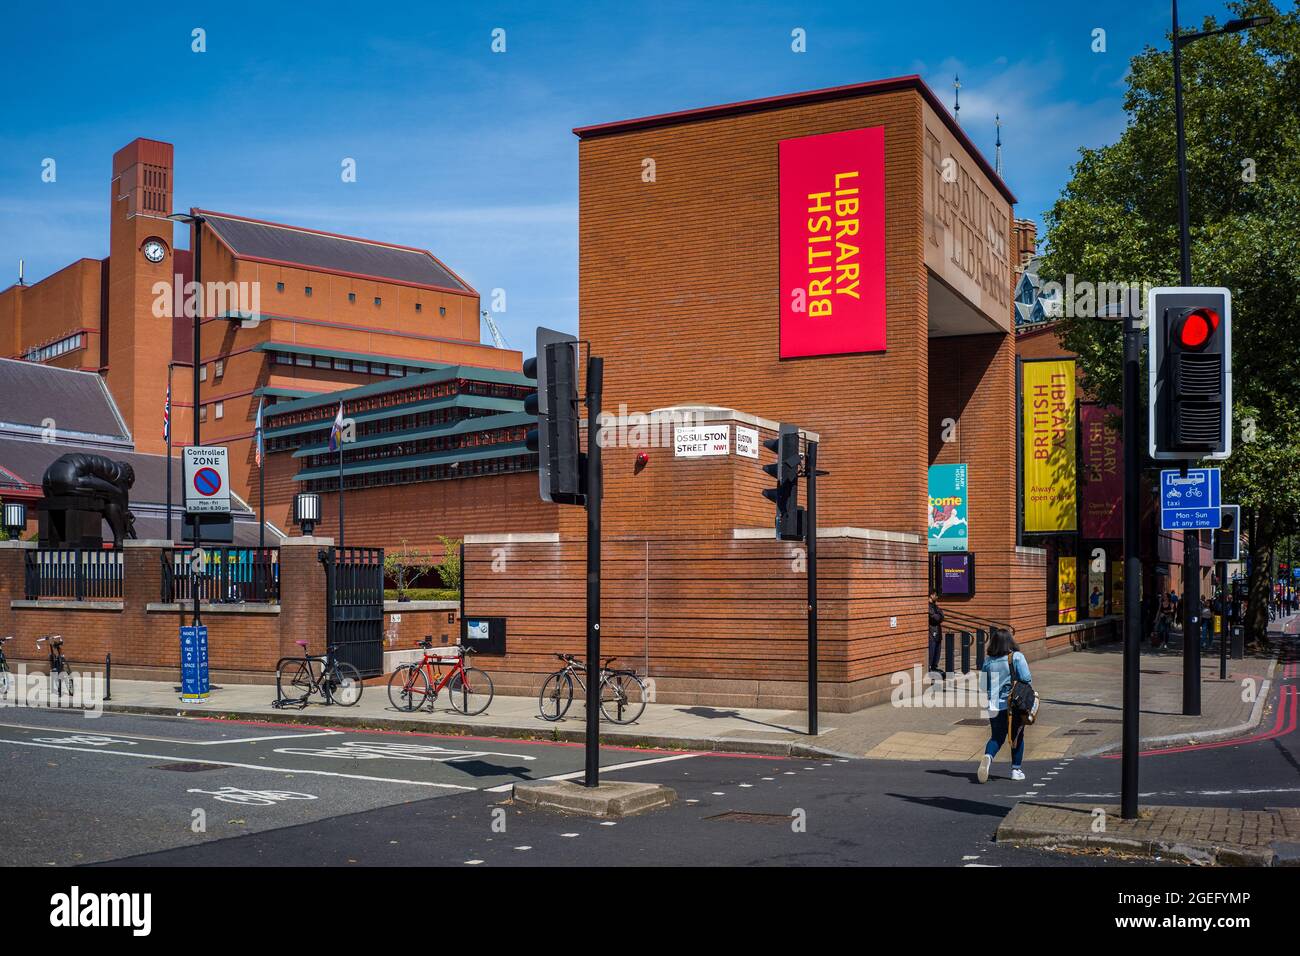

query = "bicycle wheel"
[
  {"left": 447, "top": 667, "right": 493, "bottom": 716},
  {"left": 538, "top": 671, "right": 573, "bottom": 721},
  {"left": 0, "top": 667, "right": 10, "bottom": 699},
  {"left": 276, "top": 659, "right": 312, "bottom": 702},
  {"left": 599, "top": 672, "right": 647, "bottom": 725},
  {"left": 54, "top": 669, "right": 74, "bottom": 700},
  {"left": 326, "top": 662, "right": 364, "bottom": 707},
  {"left": 387, "top": 665, "right": 430, "bottom": 712}
]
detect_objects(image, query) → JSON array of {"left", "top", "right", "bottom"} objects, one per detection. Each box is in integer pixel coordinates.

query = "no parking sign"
[{"left": 184, "top": 446, "right": 231, "bottom": 514}]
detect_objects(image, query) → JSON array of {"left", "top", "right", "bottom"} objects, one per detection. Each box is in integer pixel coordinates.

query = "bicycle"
[
  {"left": 0, "top": 636, "right": 12, "bottom": 698},
  {"left": 273, "top": 640, "right": 363, "bottom": 709},
  {"left": 36, "top": 635, "right": 73, "bottom": 699},
  {"left": 538, "top": 653, "right": 648, "bottom": 725},
  {"left": 387, "top": 637, "right": 494, "bottom": 716}
]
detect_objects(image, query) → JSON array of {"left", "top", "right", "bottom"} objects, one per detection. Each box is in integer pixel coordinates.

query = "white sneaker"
[
  {"left": 1011, "top": 768, "right": 1026, "bottom": 781},
  {"left": 977, "top": 754, "right": 991, "bottom": 783}
]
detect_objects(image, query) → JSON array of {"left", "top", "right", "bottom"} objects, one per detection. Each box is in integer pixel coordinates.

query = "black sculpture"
[{"left": 38, "top": 453, "right": 138, "bottom": 548}]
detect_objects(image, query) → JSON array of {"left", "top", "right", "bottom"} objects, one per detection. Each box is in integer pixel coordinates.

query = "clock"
[{"left": 142, "top": 238, "right": 167, "bottom": 264}]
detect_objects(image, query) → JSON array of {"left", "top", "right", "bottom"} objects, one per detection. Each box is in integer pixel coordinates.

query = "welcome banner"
[
  {"left": 1022, "top": 359, "right": 1077, "bottom": 532},
  {"left": 778, "top": 126, "right": 886, "bottom": 357},
  {"left": 1081, "top": 404, "right": 1122, "bottom": 540}
]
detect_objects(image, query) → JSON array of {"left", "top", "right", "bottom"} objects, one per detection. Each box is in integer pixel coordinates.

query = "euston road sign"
[{"left": 1160, "top": 467, "right": 1221, "bottom": 531}]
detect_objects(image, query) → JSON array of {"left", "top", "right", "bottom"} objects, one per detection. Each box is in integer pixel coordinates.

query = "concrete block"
[{"left": 511, "top": 779, "right": 675, "bottom": 818}]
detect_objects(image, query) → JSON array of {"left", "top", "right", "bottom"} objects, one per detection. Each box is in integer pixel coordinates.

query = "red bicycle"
[{"left": 386, "top": 637, "right": 494, "bottom": 715}]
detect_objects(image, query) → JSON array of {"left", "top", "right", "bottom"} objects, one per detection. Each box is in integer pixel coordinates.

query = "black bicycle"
[
  {"left": 273, "top": 640, "right": 363, "bottom": 709},
  {"left": 36, "top": 634, "right": 73, "bottom": 699},
  {"left": 538, "top": 653, "right": 648, "bottom": 725}
]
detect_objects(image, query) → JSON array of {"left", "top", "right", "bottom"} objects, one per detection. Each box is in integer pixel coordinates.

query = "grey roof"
[
  {"left": 0, "top": 436, "right": 252, "bottom": 516},
  {"left": 201, "top": 212, "right": 472, "bottom": 293},
  {"left": 0, "top": 359, "right": 130, "bottom": 443}
]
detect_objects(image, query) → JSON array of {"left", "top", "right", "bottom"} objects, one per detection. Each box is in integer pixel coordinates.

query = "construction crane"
[{"left": 481, "top": 310, "right": 509, "bottom": 350}]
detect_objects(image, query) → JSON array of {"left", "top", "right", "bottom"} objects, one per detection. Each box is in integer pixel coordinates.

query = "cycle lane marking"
[
  {"left": 483, "top": 751, "right": 700, "bottom": 792},
  {"left": 0, "top": 719, "right": 341, "bottom": 746}
]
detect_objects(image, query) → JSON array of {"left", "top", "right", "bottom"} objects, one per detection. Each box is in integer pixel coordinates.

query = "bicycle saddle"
[{"left": 295, "top": 639, "right": 309, "bottom": 648}]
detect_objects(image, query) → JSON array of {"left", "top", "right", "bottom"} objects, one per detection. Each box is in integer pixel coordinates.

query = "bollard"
[
  {"left": 976, "top": 629, "right": 986, "bottom": 671},
  {"left": 104, "top": 653, "right": 111, "bottom": 702},
  {"left": 960, "top": 631, "right": 972, "bottom": 673},
  {"left": 944, "top": 631, "right": 955, "bottom": 675},
  {"left": 1231, "top": 625, "right": 1245, "bottom": 660}
]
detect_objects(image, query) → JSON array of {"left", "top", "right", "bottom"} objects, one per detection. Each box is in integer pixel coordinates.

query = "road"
[{"left": 0, "top": 623, "right": 1293, "bottom": 867}]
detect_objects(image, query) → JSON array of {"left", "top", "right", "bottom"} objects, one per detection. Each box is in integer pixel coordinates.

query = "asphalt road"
[{"left": 0, "top": 624, "right": 1293, "bottom": 868}]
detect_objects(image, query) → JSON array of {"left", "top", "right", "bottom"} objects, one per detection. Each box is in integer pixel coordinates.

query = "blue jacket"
[{"left": 982, "top": 651, "right": 1032, "bottom": 712}]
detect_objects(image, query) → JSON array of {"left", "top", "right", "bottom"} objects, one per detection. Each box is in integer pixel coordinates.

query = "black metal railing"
[
  {"left": 24, "top": 549, "right": 124, "bottom": 601},
  {"left": 162, "top": 547, "right": 280, "bottom": 604},
  {"left": 321, "top": 546, "right": 385, "bottom": 677},
  {"left": 938, "top": 607, "right": 1015, "bottom": 675}
]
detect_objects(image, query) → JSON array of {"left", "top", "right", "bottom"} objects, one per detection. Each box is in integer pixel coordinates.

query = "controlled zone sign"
[
  {"left": 1160, "top": 468, "right": 1221, "bottom": 531},
  {"left": 184, "top": 445, "right": 231, "bottom": 514}
]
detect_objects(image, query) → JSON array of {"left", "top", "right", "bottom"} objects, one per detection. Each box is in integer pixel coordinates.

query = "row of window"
[
  {"left": 198, "top": 359, "right": 225, "bottom": 382},
  {"left": 198, "top": 401, "right": 224, "bottom": 423},
  {"left": 264, "top": 406, "right": 502, "bottom": 454},
  {"left": 25, "top": 332, "right": 84, "bottom": 363},
  {"left": 301, "top": 453, "right": 536, "bottom": 492},
  {"left": 300, "top": 425, "right": 528, "bottom": 470},
  {"left": 272, "top": 351, "right": 420, "bottom": 379},
  {"left": 264, "top": 378, "right": 530, "bottom": 431},
  {"left": 272, "top": 282, "right": 445, "bottom": 316}
]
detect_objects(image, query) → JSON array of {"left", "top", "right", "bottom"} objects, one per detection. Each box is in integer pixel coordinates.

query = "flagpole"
[
  {"left": 256, "top": 397, "right": 265, "bottom": 550},
  {"left": 338, "top": 442, "right": 345, "bottom": 551},
  {"left": 165, "top": 365, "right": 173, "bottom": 542}
]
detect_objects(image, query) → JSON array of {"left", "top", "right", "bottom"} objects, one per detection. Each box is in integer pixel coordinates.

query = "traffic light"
[
  {"left": 1213, "top": 504, "right": 1241, "bottom": 562},
  {"left": 762, "top": 423, "right": 803, "bottom": 541},
  {"left": 523, "top": 327, "right": 582, "bottom": 505},
  {"left": 1147, "top": 287, "right": 1232, "bottom": 460}
]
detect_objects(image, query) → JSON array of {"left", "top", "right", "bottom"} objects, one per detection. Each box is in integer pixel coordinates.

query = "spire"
[
  {"left": 995, "top": 114, "right": 1003, "bottom": 178},
  {"left": 953, "top": 74, "right": 961, "bottom": 125}
]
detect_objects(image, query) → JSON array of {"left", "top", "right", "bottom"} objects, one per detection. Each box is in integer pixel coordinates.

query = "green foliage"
[
  {"left": 434, "top": 535, "right": 462, "bottom": 592},
  {"left": 1038, "top": 1, "right": 1300, "bottom": 530},
  {"left": 383, "top": 539, "right": 434, "bottom": 597}
]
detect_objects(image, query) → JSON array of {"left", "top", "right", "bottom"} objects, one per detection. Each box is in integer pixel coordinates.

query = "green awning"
[
  {"left": 254, "top": 341, "right": 449, "bottom": 373},
  {"left": 293, "top": 441, "right": 531, "bottom": 481},
  {"left": 291, "top": 411, "right": 532, "bottom": 457}
]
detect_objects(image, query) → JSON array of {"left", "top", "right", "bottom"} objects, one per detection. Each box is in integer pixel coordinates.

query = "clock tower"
[{"left": 106, "top": 138, "right": 176, "bottom": 454}]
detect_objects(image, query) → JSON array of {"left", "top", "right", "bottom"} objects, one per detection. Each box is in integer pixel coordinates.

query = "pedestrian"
[
  {"left": 927, "top": 588, "right": 945, "bottom": 682},
  {"left": 1200, "top": 596, "right": 1214, "bottom": 651},
  {"left": 1154, "top": 596, "right": 1171, "bottom": 648},
  {"left": 977, "top": 627, "right": 1032, "bottom": 783}
]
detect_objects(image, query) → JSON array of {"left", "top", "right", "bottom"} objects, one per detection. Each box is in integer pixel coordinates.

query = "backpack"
[{"left": 1006, "top": 652, "right": 1039, "bottom": 725}]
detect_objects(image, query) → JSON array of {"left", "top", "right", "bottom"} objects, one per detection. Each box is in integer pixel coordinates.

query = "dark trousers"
[
  {"left": 928, "top": 630, "right": 943, "bottom": 674},
  {"left": 985, "top": 709, "right": 1026, "bottom": 766}
]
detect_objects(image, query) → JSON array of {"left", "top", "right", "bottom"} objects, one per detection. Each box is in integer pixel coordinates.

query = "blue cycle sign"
[
  {"left": 1160, "top": 468, "right": 1221, "bottom": 531},
  {"left": 180, "top": 624, "right": 210, "bottom": 701}
]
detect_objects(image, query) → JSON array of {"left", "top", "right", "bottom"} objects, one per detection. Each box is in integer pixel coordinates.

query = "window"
[
  {"left": 348, "top": 292, "right": 356, "bottom": 303},
  {"left": 439, "top": 306, "right": 446, "bottom": 316},
  {"left": 314, "top": 355, "right": 331, "bottom": 369},
  {"left": 214, "top": 401, "right": 224, "bottom": 420},
  {"left": 388, "top": 365, "right": 404, "bottom": 377},
  {"left": 352, "top": 361, "right": 369, "bottom": 374},
  {"left": 275, "top": 353, "right": 292, "bottom": 365},
  {"left": 276, "top": 282, "right": 285, "bottom": 293},
  {"left": 296, "top": 354, "right": 312, "bottom": 367},
  {"left": 333, "top": 358, "right": 349, "bottom": 371},
  {"left": 415, "top": 303, "right": 422, "bottom": 313},
  {"left": 199, "top": 364, "right": 207, "bottom": 382},
  {"left": 374, "top": 297, "right": 382, "bottom": 307},
  {"left": 214, "top": 359, "right": 224, "bottom": 379},
  {"left": 371, "top": 363, "right": 387, "bottom": 376},
  {"left": 199, "top": 405, "right": 208, "bottom": 423},
  {"left": 305, "top": 286, "right": 313, "bottom": 297}
]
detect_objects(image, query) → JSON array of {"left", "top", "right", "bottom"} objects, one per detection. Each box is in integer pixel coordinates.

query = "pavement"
[{"left": 61, "top": 629, "right": 1280, "bottom": 762}]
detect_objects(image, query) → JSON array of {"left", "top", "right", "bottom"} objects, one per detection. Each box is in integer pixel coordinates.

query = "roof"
[
  {"left": 0, "top": 359, "right": 130, "bottom": 445},
  {"left": 197, "top": 210, "right": 476, "bottom": 295},
  {"left": 573, "top": 74, "right": 1016, "bottom": 205}
]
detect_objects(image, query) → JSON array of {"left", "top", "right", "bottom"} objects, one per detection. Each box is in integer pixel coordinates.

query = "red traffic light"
[{"left": 1177, "top": 307, "right": 1219, "bottom": 349}]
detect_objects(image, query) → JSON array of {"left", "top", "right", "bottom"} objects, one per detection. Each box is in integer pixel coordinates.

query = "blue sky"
[{"left": 0, "top": 0, "right": 1264, "bottom": 346}]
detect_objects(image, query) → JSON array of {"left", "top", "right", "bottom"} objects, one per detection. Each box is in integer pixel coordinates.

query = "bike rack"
[{"left": 271, "top": 656, "right": 311, "bottom": 710}]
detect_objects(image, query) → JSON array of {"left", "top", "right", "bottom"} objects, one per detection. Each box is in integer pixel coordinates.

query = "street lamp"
[
  {"left": 3, "top": 501, "right": 26, "bottom": 539},
  {"left": 168, "top": 211, "right": 207, "bottom": 628},
  {"left": 294, "top": 492, "right": 321, "bottom": 536},
  {"left": 1168, "top": 2, "right": 1270, "bottom": 719}
]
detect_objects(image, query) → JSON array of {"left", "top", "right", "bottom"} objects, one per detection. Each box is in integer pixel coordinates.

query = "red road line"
[{"left": 1103, "top": 684, "right": 1297, "bottom": 759}]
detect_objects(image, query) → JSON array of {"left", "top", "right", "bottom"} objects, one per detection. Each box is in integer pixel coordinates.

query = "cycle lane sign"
[
  {"left": 180, "top": 625, "right": 210, "bottom": 701},
  {"left": 1160, "top": 468, "right": 1221, "bottom": 531}
]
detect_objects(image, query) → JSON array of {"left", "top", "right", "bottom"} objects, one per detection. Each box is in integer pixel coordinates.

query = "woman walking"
[{"left": 977, "top": 627, "right": 1032, "bottom": 783}]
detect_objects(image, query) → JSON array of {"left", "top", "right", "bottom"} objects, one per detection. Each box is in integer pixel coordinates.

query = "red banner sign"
[
  {"left": 1081, "top": 404, "right": 1123, "bottom": 539},
  {"left": 779, "top": 126, "right": 886, "bottom": 357}
]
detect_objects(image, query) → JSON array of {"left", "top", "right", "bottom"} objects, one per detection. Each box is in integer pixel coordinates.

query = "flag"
[
  {"left": 254, "top": 397, "right": 265, "bottom": 467},
  {"left": 163, "top": 383, "right": 171, "bottom": 444},
  {"left": 328, "top": 402, "right": 345, "bottom": 452}
]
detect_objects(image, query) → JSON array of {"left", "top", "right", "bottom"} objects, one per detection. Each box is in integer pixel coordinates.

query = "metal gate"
[{"left": 321, "top": 546, "right": 385, "bottom": 677}]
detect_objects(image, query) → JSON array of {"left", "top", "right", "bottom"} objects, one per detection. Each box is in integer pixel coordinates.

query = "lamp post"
[
  {"left": 294, "top": 492, "right": 321, "bottom": 537},
  {"left": 3, "top": 501, "right": 26, "bottom": 539},
  {"left": 1168, "top": 3, "right": 1271, "bottom": 716},
  {"left": 167, "top": 212, "right": 206, "bottom": 626}
]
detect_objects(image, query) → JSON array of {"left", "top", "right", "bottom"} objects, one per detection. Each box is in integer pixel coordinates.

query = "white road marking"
[
  {"left": 463, "top": 859, "right": 484, "bottom": 865},
  {"left": 560, "top": 833, "right": 579, "bottom": 838},
  {"left": 964, "top": 863, "right": 998, "bottom": 867},
  {"left": 0, "top": 721, "right": 340, "bottom": 746},
  {"left": 514, "top": 846, "right": 531, "bottom": 851},
  {"left": 0, "top": 739, "right": 474, "bottom": 790},
  {"left": 600, "top": 821, "right": 617, "bottom": 827},
  {"left": 961, "top": 855, "right": 981, "bottom": 861},
  {"left": 484, "top": 751, "right": 699, "bottom": 793}
]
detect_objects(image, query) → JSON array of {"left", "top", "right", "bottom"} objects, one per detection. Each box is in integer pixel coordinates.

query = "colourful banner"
[
  {"left": 1087, "top": 556, "right": 1106, "bottom": 619},
  {"left": 1111, "top": 560, "right": 1124, "bottom": 613},
  {"left": 1058, "top": 557, "right": 1078, "bottom": 623},
  {"left": 1081, "top": 404, "right": 1122, "bottom": 539},
  {"left": 778, "top": 126, "right": 886, "bottom": 358},
  {"left": 927, "top": 463, "right": 969, "bottom": 553},
  {"left": 1023, "top": 359, "right": 1077, "bottom": 532}
]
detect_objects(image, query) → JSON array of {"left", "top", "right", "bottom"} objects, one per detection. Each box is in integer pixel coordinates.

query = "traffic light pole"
[
  {"left": 1121, "top": 313, "right": 1142, "bottom": 820},
  {"left": 583, "top": 356, "right": 603, "bottom": 788},
  {"left": 805, "top": 439, "right": 818, "bottom": 737}
]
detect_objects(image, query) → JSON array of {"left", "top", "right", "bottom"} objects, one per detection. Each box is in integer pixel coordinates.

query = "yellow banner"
[
  {"left": 1023, "top": 360, "right": 1077, "bottom": 532},
  {"left": 1058, "top": 557, "right": 1077, "bottom": 623}
]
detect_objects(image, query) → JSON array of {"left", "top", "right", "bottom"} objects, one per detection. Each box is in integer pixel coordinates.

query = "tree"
[
  {"left": 1038, "top": 1, "right": 1300, "bottom": 646},
  {"left": 383, "top": 539, "right": 433, "bottom": 600},
  {"left": 434, "top": 535, "right": 462, "bottom": 594}
]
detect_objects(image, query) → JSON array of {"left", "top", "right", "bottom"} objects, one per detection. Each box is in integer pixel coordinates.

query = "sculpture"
[{"left": 39, "top": 453, "right": 138, "bottom": 548}]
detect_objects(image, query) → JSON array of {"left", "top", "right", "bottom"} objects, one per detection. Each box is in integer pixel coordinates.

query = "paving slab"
[{"left": 511, "top": 779, "right": 676, "bottom": 818}]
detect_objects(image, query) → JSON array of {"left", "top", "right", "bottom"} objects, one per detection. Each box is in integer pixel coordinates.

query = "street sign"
[
  {"left": 1160, "top": 467, "right": 1221, "bottom": 531},
  {"left": 180, "top": 624, "right": 210, "bottom": 701},
  {"left": 183, "top": 446, "right": 231, "bottom": 514}
]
